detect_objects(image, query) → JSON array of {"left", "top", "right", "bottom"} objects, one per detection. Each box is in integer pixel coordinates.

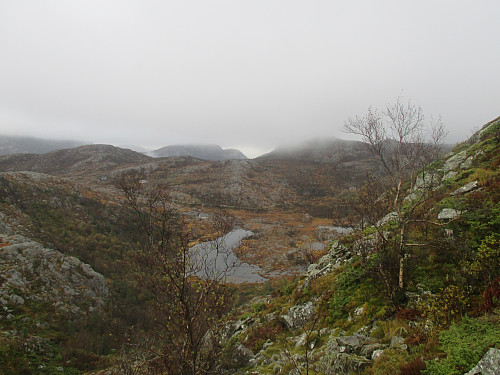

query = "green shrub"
[
  {"left": 423, "top": 314, "right": 500, "bottom": 375},
  {"left": 327, "top": 263, "right": 364, "bottom": 322},
  {"left": 419, "top": 285, "right": 470, "bottom": 328}
]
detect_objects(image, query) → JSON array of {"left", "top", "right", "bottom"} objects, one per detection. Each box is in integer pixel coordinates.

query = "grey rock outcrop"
[
  {"left": 443, "top": 151, "right": 469, "bottom": 172},
  {"left": 464, "top": 348, "right": 500, "bottom": 375},
  {"left": 283, "top": 302, "right": 315, "bottom": 330},
  {"left": 232, "top": 344, "right": 255, "bottom": 367},
  {"left": 390, "top": 335, "right": 408, "bottom": 351},
  {"left": 438, "top": 208, "right": 461, "bottom": 221},
  {"left": 305, "top": 241, "right": 351, "bottom": 283},
  {"left": 451, "top": 180, "right": 479, "bottom": 196},
  {"left": 377, "top": 212, "right": 399, "bottom": 226},
  {"left": 0, "top": 233, "right": 108, "bottom": 314},
  {"left": 317, "top": 334, "right": 375, "bottom": 374}
]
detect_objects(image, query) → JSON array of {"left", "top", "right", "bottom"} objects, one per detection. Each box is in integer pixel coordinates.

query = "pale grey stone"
[
  {"left": 438, "top": 208, "right": 461, "bottom": 220},
  {"left": 444, "top": 151, "right": 467, "bottom": 172},
  {"left": 372, "top": 349, "right": 385, "bottom": 361},
  {"left": 451, "top": 180, "right": 478, "bottom": 195},
  {"left": 464, "top": 348, "right": 500, "bottom": 375},
  {"left": 390, "top": 335, "right": 407, "bottom": 350},
  {"left": 282, "top": 301, "right": 315, "bottom": 330}
]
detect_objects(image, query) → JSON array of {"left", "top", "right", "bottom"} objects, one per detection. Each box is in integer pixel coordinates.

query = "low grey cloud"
[{"left": 0, "top": 1, "right": 498, "bottom": 157}]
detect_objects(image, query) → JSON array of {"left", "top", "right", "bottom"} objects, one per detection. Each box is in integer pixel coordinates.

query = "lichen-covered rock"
[
  {"left": 377, "top": 212, "right": 399, "bottom": 226},
  {"left": 451, "top": 180, "right": 478, "bottom": 196},
  {"left": 232, "top": 344, "right": 255, "bottom": 367},
  {"left": 372, "top": 349, "right": 385, "bottom": 360},
  {"left": 464, "top": 348, "right": 500, "bottom": 375},
  {"left": 282, "top": 301, "right": 315, "bottom": 330},
  {"left": 443, "top": 151, "right": 468, "bottom": 172},
  {"left": 442, "top": 170, "right": 458, "bottom": 181},
  {"left": 438, "top": 208, "right": 461, "bottom": 220},
  {"left": 318, "top": 351, "right": 371, "bottom": 374},
  {"left": 0, "top": 233, "right": 108, "bottom": 315},
  {"left": 305, "top": 241, "right": 351, "bottom": 283},
  {"left": 360, "top": 343, "right": 386, "bottom": 359},
  {"left": 390, "top": 335, "right": 408, "bottom": 351},
  {"left": 336, "top": 335, "right": 363, "bottom": 351},
  {"left": 315, "top": 332, "right": 378, "bottom": 374}
]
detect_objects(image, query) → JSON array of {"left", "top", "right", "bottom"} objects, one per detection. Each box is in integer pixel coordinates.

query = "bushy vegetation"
[
  {"left": 423, "top": 314, "right": 500, "bottom": 374},
  {"left": 0, "top": 176, "right": 152, "bottom": 373}
]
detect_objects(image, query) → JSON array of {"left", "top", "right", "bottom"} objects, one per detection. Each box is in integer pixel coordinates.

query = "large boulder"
[
  {"left": 451, "top": 180, "right": 479, "bottom": 196},
  {"left": 438, "top": 208, "right": 461, "bottom": 221},
  {"left": 282, "top": 302, "right": 315, "bottom": 330},
  {"left": 464, "top": 348, "right": 500, "bottom": 375},
  {"left": 443, "top": 151, "right": 468, "bottom": 172}
]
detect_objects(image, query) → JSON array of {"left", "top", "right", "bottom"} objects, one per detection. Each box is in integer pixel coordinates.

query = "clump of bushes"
[{"left": 423, "top": 314, "right": 500, "bottom": 375}]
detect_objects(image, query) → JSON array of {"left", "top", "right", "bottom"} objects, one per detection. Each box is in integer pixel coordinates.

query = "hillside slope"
[
  {"left": 0, "top": 144, "right": 153, "bottom": 177},
  {"left": 223, "top": 116, "right": 500, "bottom": 375}
]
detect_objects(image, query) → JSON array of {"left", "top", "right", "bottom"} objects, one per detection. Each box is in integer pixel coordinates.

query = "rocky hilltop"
[
  {"left": 0, "top": 144, "right": 153, "bottom": 176},
  {"left": 151, "top": 144, "right": 247, "bottom": 161}
]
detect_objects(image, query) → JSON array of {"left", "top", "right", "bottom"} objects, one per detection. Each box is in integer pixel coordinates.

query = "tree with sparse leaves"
[
  {"left": 344, "top": 98, "right": 447, "bottom": 302},
  {"left": 115, "top": 171, "right": 235, "bottom": 375}
]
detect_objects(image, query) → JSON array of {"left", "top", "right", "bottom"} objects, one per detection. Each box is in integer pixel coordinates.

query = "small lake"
[{"left": 190, "top": 229, "right": 267, "bottom": 284}]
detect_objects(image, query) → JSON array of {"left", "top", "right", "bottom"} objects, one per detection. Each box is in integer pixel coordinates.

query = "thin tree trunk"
[
  {"left": 399, "top": 227, "right": 405, "bottom": 289},
  {"left": 399, "top": 256, "right": 404, "bottom": 289}
]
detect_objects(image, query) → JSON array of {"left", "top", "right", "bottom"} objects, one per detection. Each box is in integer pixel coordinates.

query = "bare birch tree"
[{"left": 344, "top": 98, "right": 446, "bottom": 301}]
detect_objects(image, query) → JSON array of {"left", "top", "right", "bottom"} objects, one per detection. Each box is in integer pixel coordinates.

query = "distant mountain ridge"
[
  {"left": 258, "top": 137, "right": 373, "bottom": 163},
  {"left": 259, "top": 137, "right": 453, "bottom": 164},
  {"left": 0, "top": 135, "right": 85, "bottom": 155},
  {"left": 150, "top": 144, "right": 247, "bottom": 161},
  {"left": 0, "top": 144, "right": 152, "bottom": 176}
]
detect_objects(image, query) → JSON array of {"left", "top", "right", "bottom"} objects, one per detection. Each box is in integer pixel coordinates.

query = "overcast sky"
[{"left": 0, "top": 1, "right": 498, "bottom": 158}]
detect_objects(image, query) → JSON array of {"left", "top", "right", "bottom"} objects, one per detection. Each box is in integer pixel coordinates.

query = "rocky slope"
[
  {"left": 0, "top": 231, "right": 109, "bottom": 316},
  {"left": 221, "top": 116, "right": 500, "bottom": 375},
  {"left": 0, "top": 139, "right": 385, "bottom": 213},
  {"left": 0, "top": 144, "right": 153, "bottom": 177}
]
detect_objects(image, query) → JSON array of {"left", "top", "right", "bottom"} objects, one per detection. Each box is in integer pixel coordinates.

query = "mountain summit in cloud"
[
  {"left": 0, "top": 135, "right": 85, "bottom": 155},
  {"left": 150, "top": 144, "right": 247, "bottom": 161}
]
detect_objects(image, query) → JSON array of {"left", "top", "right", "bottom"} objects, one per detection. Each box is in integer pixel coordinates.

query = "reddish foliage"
[
  {"left": 477, "top": 277, "right": 500, "bottom": 314},
  {"left": 404, "top": 329, "right": 428, "bottom": 347},
  {"left": 398, "top": 357, "right": 426, "bottom": 375},
  {"left": 396, "top": 308, "right": 421, "bottom": 321},
  {"left": 242, "top": 319, "right": 284, "bottom": 352}
]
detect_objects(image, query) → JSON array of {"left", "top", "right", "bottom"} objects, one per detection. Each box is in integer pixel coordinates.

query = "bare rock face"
[
  {"left": 282, "top": 302, "right": 315, "bottom": 330},
  {"left": 317, "top": 334, "right": 372, "bottom": 374},
  {"left": 0, "top": 233, "right": 108, "bottom": 315},
  {"left": 465, "top": 348, "right": 500, "bottom": 375}
]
